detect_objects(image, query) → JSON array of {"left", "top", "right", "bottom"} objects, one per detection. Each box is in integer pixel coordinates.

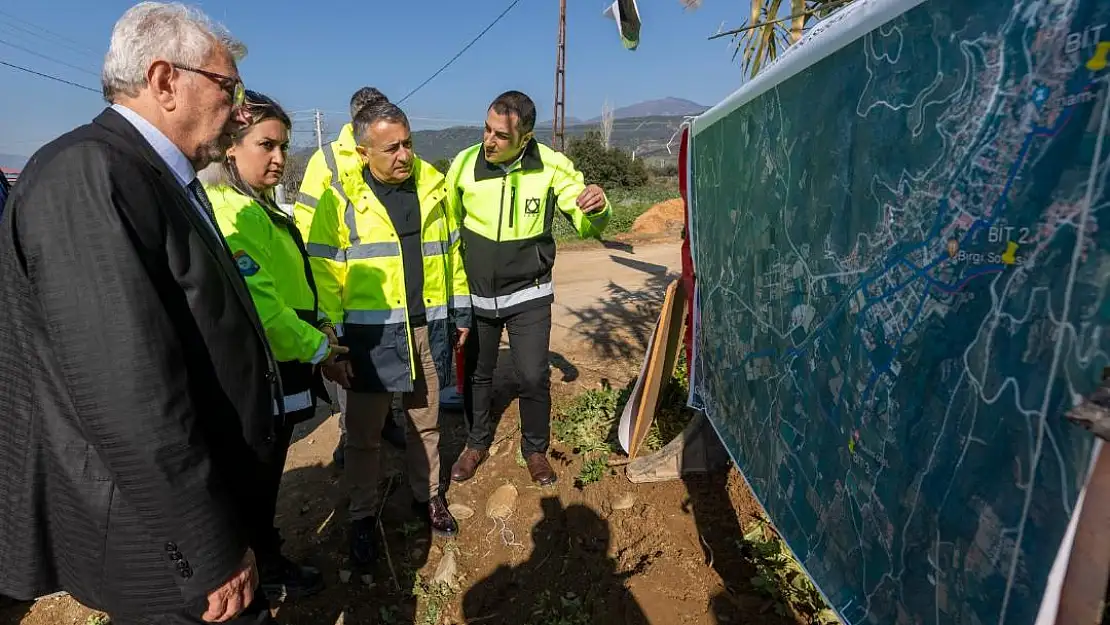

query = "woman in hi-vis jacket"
[{"left": 200, "top": 90, "right": 344, "bottom": 602}]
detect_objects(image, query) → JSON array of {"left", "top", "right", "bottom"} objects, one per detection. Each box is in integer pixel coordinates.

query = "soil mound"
[{"left": 630, "top": 198, "right": 684, "bottom": 235}]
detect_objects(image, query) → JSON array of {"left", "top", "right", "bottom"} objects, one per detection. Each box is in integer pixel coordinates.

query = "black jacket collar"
[
  {"left": 473, "top": 138, "right": 544, "bottom": 181},
  {"left": 92, "top": 108, "right": 183, "bottom": 188}
]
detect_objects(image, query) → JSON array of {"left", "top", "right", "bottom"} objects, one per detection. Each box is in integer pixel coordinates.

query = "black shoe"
[
  {"left": 412, "top": 494, "right": 458, "bottom": 537},
  {"left": 259, "top": 554, "right": 324, "bottom": 601},
  {"left": 381, "top": 418, "right": 407, "bottom": 450},
  {"left": 350, "top": 517, "right": 378, "bottom": 571},
  {"left": 333, "top": 433, "right": 346, "bottom": 469}
]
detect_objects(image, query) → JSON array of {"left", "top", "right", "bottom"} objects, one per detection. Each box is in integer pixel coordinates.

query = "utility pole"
[
  {"left": 552, "top": 0, "right": 567, "bottom": 151},
  {"left": 314, "top": 109, "right": 323, "bottom": 151}
]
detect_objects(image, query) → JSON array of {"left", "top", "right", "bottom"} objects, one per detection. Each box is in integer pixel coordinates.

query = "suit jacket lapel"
[{"left": 91, "top": 109, "right": 269, "bottom": 343}]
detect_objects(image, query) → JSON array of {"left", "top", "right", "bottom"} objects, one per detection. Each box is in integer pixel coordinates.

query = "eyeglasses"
[{"left": 173, "top": 64, "right": 246, "bottom": 107}]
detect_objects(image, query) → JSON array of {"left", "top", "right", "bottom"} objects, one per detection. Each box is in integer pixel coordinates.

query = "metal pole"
[
  {"left": 314, "top": 109, "right": 323, "bottom": 151},
  {"left": 553, "top": 0, "right": 567, "bottom": 151}
]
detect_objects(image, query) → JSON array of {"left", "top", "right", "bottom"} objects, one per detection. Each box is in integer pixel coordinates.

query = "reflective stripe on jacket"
[
  {"left": 295, "top": 150, "right": 470, "bottom": 394},
  {"left": 207, "top": 183, "right": 327, "bottom": 415},
  {"left": 445, "top": 139, "right": 611, "bottom": 318}
]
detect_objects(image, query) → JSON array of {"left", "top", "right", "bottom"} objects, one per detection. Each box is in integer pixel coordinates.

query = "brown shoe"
[
  {"left": 450, "top": 448, "right": 488, "bottom": 482},
  {"left": 525, "top": 453, "right": 557, "bottom": 486}
]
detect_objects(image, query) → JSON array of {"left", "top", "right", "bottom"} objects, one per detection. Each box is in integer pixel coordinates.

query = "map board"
[{"left": 686, "top": 0, "right": 1110, "bottom": 622}]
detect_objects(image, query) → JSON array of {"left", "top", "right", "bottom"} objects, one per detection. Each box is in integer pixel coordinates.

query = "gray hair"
[
  {"left": 102, "top": 2, "right": 247, "bottom": 101},
  {"left": 352, "top": 101, "right": 409, "bottom": 145}
]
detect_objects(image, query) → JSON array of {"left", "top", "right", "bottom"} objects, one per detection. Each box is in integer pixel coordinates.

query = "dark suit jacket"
[{"left": 0, "top": 108, "right": 282, "bottom": 618}]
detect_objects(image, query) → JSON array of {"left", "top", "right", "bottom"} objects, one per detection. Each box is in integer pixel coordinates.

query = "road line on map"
[{"left": 997, "top": 74, "right": 1110, "bottom": 624}]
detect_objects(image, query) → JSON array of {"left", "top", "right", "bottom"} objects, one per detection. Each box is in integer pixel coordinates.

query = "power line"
[
  {"left": 0, "top": 20, "right": 98, "bottom": 58},
  {"left": 396, "top": 0, "right": 524, "bottom": 105},
  {"left": 0, "top": 60, "right": 100, "bottom": 93},
  {"left": 0, "top": 37, "right": 99, "bottom": 77},
  {"left": 0, "top": 8, "right": 99, "bottom": 55}
]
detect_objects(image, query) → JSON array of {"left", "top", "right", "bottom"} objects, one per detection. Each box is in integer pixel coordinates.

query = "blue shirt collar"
[{"left": 111, "top": 104, "right": 196, "bottom": 188}]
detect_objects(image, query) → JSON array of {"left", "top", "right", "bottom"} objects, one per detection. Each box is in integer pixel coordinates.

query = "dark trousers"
[
  {"left": 255, "top": 413, "right": 301, "bottom": 569},
  {"left": 463, "top": 305, "right": 552, "bottom": 455}
]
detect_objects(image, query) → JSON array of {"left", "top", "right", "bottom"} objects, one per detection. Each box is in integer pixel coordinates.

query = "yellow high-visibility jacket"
[
  {"left": 206, "top": 182, "right": 329, "bottom": 415},
  {"left": 295, "top": 152, "right": 470, "bottom": 393},
  {"left": 445, "top": 139, "right": 611, "bottom": 318}
]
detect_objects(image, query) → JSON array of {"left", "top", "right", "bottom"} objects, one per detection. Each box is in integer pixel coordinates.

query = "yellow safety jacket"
[
  {"left": 295, "top": 152, "right": 470, "bottom": 394},
  {"left": 446, "top": 139, "right": 611, "bottom": 318},
  {"left": 206, "top": 183, "right": 329, "bottom": 416},
  {"left": 294, "top": 123, "right": 360, "bottom": 216}
]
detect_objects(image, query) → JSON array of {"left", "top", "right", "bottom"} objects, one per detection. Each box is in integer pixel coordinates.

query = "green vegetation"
[
  {"left": 740, "top": 517, "right": 841, "bottom": 624},
  {"left": 553, "top": 181, "right": 679, "bottom": 241},
  {"left": 565, "top": 131, "right": 650, "bottom": 190},
  {"left": 529, "top": 589, "right": 591, "bottom": 625},
  {"left": 553, "top": 352, "right": 838, "bottom": 622},
  {"left": 412, "top": 575, "right": 455, "bottom": 625}
]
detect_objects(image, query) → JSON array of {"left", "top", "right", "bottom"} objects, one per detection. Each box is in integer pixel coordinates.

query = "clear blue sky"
[{"left": 0, "top": 0, "right": 749, "bottom": 158}]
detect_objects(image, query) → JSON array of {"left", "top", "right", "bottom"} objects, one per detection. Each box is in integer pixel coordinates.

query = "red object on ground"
[
  {"left": 455, "top": 344, "right": 466, "bottom": 393},
  {"left": 678, "top": 126, "right": 695, "bottom": 386}
]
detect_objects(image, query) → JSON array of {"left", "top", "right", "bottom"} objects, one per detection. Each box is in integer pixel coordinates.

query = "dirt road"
[{"left": 5, "top": 239, "right": 788, "bottom": 625}]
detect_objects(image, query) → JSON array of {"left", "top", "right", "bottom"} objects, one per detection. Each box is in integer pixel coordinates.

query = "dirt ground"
[{"left": 3, "top": 237, "right": 798, "bottom": 625}]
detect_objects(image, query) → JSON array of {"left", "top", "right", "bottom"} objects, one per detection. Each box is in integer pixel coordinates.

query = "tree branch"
[{"left": 708, "top": 0, "right": 855, "bottom": 41}]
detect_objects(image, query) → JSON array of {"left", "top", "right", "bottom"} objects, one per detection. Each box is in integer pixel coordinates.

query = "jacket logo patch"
[
  {"left": 233, "top": 250, "right": 260, "bottom": 277},
  {"left": 524, "top": 198, "right": 542, "bottom": 214}
]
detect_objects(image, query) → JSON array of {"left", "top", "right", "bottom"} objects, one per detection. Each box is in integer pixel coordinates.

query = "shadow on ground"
[
  {"left": 462, "top": 496, "right": 649, "bottom": 624},
  {"left": 563, "top": 266, "right": 678, "bottom": 364}
]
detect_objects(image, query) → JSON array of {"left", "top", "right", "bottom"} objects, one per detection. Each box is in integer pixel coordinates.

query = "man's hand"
[
  {"left": 202, "top": 548, "right": 258, "bottom": 623},
  {"left": 455, "top": 328, "right": 470, "bottom": 349},
  {"left": 322, "top": 360, "right": 354, "bottom": 389},
  {"left": 576, "top": 184, "right": 606, "bottom": 214},
  {"left": 320, "top": 327, "right": 349, "bottom": 367}
]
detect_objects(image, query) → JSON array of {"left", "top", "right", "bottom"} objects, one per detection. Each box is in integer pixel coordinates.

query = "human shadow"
[
  {"left": 462, "top": 497, "right": 649, "bottom": 624},
  {"left": 269, "top": 413, "right": 438, "bottom": 625}
]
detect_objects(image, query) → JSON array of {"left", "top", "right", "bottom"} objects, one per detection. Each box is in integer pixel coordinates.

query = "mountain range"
[
  {"left": 0, "top": 98, "right": 710, "bottom": 173},
  {"left": 0, "top": 153, "right": 27, "bottom": 171},
  {"left": 414, "top": 97, "right": 707, "bottom": 164}
]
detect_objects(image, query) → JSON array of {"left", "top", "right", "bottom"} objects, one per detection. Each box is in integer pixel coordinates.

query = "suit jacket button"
[
  {"left": 164, "top": 542, "right": 178, "bottom": 552},
  {"left": 181, "top": 566, "right": 193, "bottom": 579},
  {"left": 265, "top": 371, "right": 276, "bottom": 382},
  {"left": 176, "top": 560, "right": 188, "bottom": 571},
  {"left": 169, "top": 551, "right": 182, "bottom": 561}
]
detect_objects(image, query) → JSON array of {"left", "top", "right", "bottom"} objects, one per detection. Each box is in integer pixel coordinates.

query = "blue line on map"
[
  {"left": 926, "top": 264, "right": 1005, "bottom": 293},
  {"left": 737, "top": 80, "right": 1098, "bottom": 431}
]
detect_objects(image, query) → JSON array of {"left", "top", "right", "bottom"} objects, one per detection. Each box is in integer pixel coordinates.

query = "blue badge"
[{"left": 233, "top": 250, "right": 260, "bottom": 277}]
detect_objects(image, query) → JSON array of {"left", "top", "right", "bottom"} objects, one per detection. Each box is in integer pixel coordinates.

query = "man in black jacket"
[{"left": 0, "top": 3, "right": 280, "bottom": 624}]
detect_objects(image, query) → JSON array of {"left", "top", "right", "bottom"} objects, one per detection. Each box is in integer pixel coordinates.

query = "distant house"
[{"left": 1, "top": 167, "right": 18, "bottom": 186}]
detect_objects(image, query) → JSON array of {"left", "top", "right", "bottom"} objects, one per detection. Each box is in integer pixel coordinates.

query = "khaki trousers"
[{"left": 347, "top": 325, "right": 441, "bottom": 520}]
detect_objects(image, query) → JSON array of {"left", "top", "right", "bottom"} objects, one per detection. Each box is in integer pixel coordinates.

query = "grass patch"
[
  {"left": 552, "top": 350, "right": 694, "bottom": 485},
  {"left": 552, "top": 181, "right": 679, "bottom": 241},
  {"left": 740, "top": 517, "right": 841, "bottom": 624},
  {"left": 552, "top": 381, "right": 627, "bottom": 486},
  {"left": 642, "top": 354, "right": 693, "bottom": 453},
  {"left": 412, "top": 575, "right": 455, "bottom": 625},
  {"left": 529, "top": 589, "right": 591, "bottom": 625}
]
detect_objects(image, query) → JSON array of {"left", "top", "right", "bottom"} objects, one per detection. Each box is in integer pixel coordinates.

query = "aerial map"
[{"left": 687, "top": 0, "right": 1110, "bottom": 622}]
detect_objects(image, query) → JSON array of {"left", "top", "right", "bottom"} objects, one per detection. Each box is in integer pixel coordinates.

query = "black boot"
[
  {"left": 258, "top": 553, "right": 324, "bottom": 601},
  {"left": 350, "top": 516, "right": 378, "bottom": 572}
]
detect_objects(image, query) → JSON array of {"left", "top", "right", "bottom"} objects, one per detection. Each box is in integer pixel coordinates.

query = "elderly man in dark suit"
[{"left": 0, "top": 3, "right": 283, "bottom": 624}]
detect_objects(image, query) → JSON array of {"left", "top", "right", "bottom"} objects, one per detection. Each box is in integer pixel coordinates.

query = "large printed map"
[{"left": 688, "top": 0, "right": 1110, "bottom": 622}]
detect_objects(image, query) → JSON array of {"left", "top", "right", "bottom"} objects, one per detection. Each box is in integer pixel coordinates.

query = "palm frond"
[{"left": 714, "top": 0, "right": 859, "bottom": 79}]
